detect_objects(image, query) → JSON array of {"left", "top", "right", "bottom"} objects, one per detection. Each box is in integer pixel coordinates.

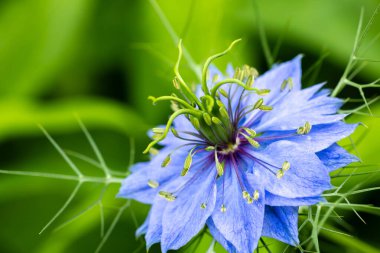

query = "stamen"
[
  {"left": 148, "top": 180, "right": 159, "bottom": 188},
  {"left": 253, "top": 190, "right": 260, "bottom": 200},
  {"left": 241, "top": 133, "right": 260, "bottom": 148},
  {"left": 276, "top": 169, "right": 285, "bottom": 179},
  {"left": 211, "top": 117, "right": 223, "bottom": 125},
  {"left": 215, "top": 151, "right": 225, "bottom": 176},
  {"left": 243, "top": 127, "right": 257, "bottom": 137},
  {"left": 219, "top": 89, "right": 228, "bottom": 98},
  {"left": 253, "top": 98, "right": 264, "bottom": 109},
  {"left": 161, "top": 154, "right": 171, "bottom": 167},
  {"left": 257, "top": 89, "right": 271, "bottom": 95},
  {"left": 258, "top": 105, "right": 273, "bottom": 111},
  {"left": 205, "top": 146, "right": 215, "bottom": 151},
  {"left": 181, "top": 151, "right": 194, "bottom": 176},
  {"left": 149, "top": 148, "right": 159, "bottom": 156},
  {"left": 242, "top": 190, "right": 250, "bottom": 199},
  {"left": 281, "top": 77, "right": 294, "bottom": 91},
  {"left": 159, "top": 191, "right": 176, "bottom": 201},
  {"left": 201, "top": 203, "right": 207, "bottom": 209},
  {"left": 282, "top": 161, "right": 290, "bottom": 171},
  {"left": 297, "top": 121, "right": 312, "bottom": 135},
  {"left": 220, "top": 204, "right": 227, "bottom": 213},
  {"left": 203, "top": 112, "right": 212, "bottom": 126}
]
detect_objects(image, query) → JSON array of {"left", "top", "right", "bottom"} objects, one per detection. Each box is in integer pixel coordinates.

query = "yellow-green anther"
[
  {"left": 297, "top": 126, "right": 305, "bottom": 135},
  {"left": 220, "top": 204, "right": 227, "bottom": 212},
  {"left": 148, "top": 180, "right": 159, "bottom": 188},
  {"left": 149, "top": 148, "right": 159, "bottom": 156},
  {"left": 253, "top": 190, "right": 260, "bottom": 200},
  {"left": 205, "top": 146, "right": 215, "bottom": 151},
  {"left": 304, "top": 121, "right": 312, "bottom": 134},
  {"left": 215, "top": 151, "right": 225, "bottom": 176},
  {"left": 257, "top": 89, "right": 271, "bottom": 95},
  {"left": 152, "top": 128, "right": 165, "bottom": 134},
  {"left": 242, "top": 133, "right": 260, "bottom": 148},
  {"left": 237, "top": 69, "right": 244, "bottom": 80},
  {"left": 247, "top": 196, "right": 253, "bottom": 204},
  {"left": 212, "top": 117, "right": 223, "bottom": 125},
  {"left": 281, "top": 79, "right": 288, "bottom": 91},
  {"left": 212, "top": 74, "right": 219, "bottom": 83},
  {"left": 161, "top": 154, "right": 171, "bottom": 167},
  {"left": 242, "top": 191, "right": 250, "bottom": 199},
  {"left": 276, "top": 169, "right": 285, "bottom": 179},
  {"left": 181, "top": 152, "right": 193, "bottom": 176},
  {"left": 152, "top": 133, "right": 163, "bottom": 140},
  {"left": 201, "top": 203, "right": 207, "bottom": 209},
  {"left": 234, "top": 68, "right": 241, "bottom": 79},
  {"left": 171, "top": 101, "right": 179, "bottom": 111},
  {"left": 246, "top": 75, "right": 254, "bottom": 87},
  {"left": 172, "top": 77, "right": 180, "bottom": 89},
  {"left": 282, "top": 161, "right": 290, "bottom": 171},
  {"left": 219, "top": 107, "right": 229, "bottom": 119},
  {"left": 219, "top": 89, "right": 228, "bottom": 98},
  {"left": 253, "top": 98, "right": 264, "bottom": 109},
  {"left": 203, "top": 113, "right": 212, "bottom": 126},
  {"left": 159, "top": 191, "right": 176, "bottom": 201},
  {"left": 216, "top": 99, "right": 224, "bottom": 107},
  {"left": 259, "top": 105, "right": 273, "bottom": 111},
  {"left": 288, "top": 77, "right": 294, "bottom": 90},
  {"left": 243, "top": 128, "right": 256, "bottom": 137},
  {"left": 171, "top": 127, "right": 179, "bottom": 137},
  {"left": 190, "top": 116, "right": 200, "bottom": 130}
]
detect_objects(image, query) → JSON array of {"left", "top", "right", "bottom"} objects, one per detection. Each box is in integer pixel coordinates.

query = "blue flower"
[{"left": 118, "top": 42, "right": 358, "bottom": 253}]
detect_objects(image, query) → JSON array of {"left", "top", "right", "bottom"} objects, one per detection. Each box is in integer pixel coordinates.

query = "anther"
[
  {"left": 220, "top": 204, "right": 227, "bottom": 213},
  {"left": 257, "top": 89, "right": 271, "bottom": 95},
  {"left": 242, "top": 191, "right": 250, "bottom": 199},
  {"left": 242, "top": 133, "right": 260, "bottom": 148},
  {"left": 181, "top": 152, "right": 193, "bottom": 176},
  {"left": 172, "top": 77, "right": 180, "bottom": 89},
  {"left": 219, "top": 89, "right": 228, "bottom": 98},
  {"left": 253, "top": 98, "right": 264, "bottom": 109},
  {"left": 297, "top": 121, "right": 312, "bottom": 135},
  {"left": 148, "top": 180, "right": 159, "bottom": 188},
  {"left": 205, "top": 146, "right": 215, "bottom": 151},
  {"left": 212, "top": 117, "right": 223, "bottom": 125},
  {"left": 171, "top": 127, "right": 179, "bottom": 137},
  {"left": 152, "top": 128, "right": 165, "bottom": 134},
  {"left": 203, "top": 113, "right": 212, "bottom": 126},
  {"left": 276, "top": 169, "right": 285, "bottom": 179},
  {"left": 253, "top": 190, "right": 260, "bottom": 200},
  {"left": 246, "top": 196, "right": 253, "bottom": 204},
  {"left": 282, "top": 161, "right": 290, "bottom": 171},
  {"left": 246, "top": 75, "right": 254, "bottom": 87},
  {"left": 189, "top": 116, "right": 200, "bottom": 130},
  {"left": 212, "top": 74, "right": 219, "bottom": 83},
  {"left": 258, "top": 105, "right": 273, "bottom": 111},
  {"left": 201, "top": 203, "right": 207, "bottom": 209},
  {"left": 149, "top": 148, "right": 159, "bottom": 156},
  {"left": 243, "top": 128, "right": 256, "bottom": 137},
  {"left": 215, "top": 151, "right": 225, "bottom": 176},
  {"left": 159, "top": 191, "right": 176, "bottom": 201},
  {"left": 161, "top": 154, "right": 171, "bottom": 167}
]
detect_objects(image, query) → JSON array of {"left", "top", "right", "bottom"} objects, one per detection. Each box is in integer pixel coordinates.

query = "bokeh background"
[{"left": 0, "top": 0, "right": 380, "bottom": 252}]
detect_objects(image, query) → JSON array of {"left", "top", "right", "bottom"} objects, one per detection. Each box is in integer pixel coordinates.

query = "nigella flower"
[{"left": 118, "top": 40, "right": 358, "bottom": 253}]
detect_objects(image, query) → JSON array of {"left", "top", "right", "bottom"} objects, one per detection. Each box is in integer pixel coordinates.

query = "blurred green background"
[{"left": 0, "top": 0, "right": 379, "bottom": 252}]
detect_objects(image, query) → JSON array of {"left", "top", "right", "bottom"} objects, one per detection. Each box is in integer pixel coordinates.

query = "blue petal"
[
  {"left": 262, "top": 206, "right": 300, "bottom": 246},
  {"left": 207, "top": 218, "right": 237, "bottom": 253},
  {"left": 265, "top": 191, "right": 323, "bottom": 206},
  {"left": 255, "top": 84, "right": 345, "bottom": 132},
  {"left": 117, "top": 147, "right": 188, "bottom": 204},
  {"left": 251, "top": 140, "right": 331, "bottom": 198},
  {"left": 145, "top": 196, "right": 167, "bottom": 249},
  {"left": 258, "top": 122, "right": 357, "bottom": 152},
  {"left": 317, "top": 143, "right": 359, "bottom": 172},
  {"left": 135, "top": 212, "right": 150, "bottom": 238},
  {"left": 160, "top": 165, "right": 217, "bottom": 252},
  {"left": 211, "top": 167, "right": 265, "bottom": 253},
  {"left": 256, "top": 55, "right": 302, "bottom": 93}
]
